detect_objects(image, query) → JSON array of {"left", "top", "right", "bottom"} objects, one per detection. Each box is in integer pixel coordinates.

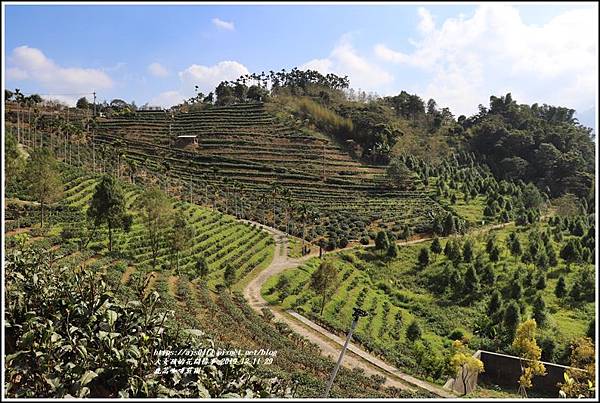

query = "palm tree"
[
  {"left": 212, "top": 185, "right": 220, "bottom": 210},
  {"left": 89, "top": 117, "right": 98, "bottom": 173},
  {"left": 223, "top": 177, "right": 230, "bottom": 214},
  {"left": 282, "top": 187, "right": 293, "bottom": 234},
  {"left": 14, "top": 88, "right": 23, "bottom": 143},
  {"left": 98, "top": 144, "right": 105, "bottom": 173},
  {"left": 72, "top": 125, "right": 86, "bottom": 167},
  {"left": 185, "top": 174, "right": 191, "bottom": 204},
  {"left": 239, "top": 184, "right": 246, "bottom": 218},
  {"left": 269, "top": 182, "right": 282, "bottom": 227},
  {"left": 200, "top": 173, "right": 209, "bottom": 206},
  {"left": 298, "top": 203, "right": 313, "bottom": 256},
  {"left": 126, "top": 158, "right": 139, "bottom": 184},
  {"left": 114, "top": 139, "right": 125, "bottom": 178},
  {"left": 61, "top": 120, "right": 70, "bottom": 162},
  {"left": 162, "top": 161, "right": 171, "bottom": 194},
  {"left": 231, "top": 180, "right": 239, "bottom": 217}
]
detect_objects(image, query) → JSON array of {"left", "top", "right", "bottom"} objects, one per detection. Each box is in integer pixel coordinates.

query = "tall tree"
[
  {"left": 487, "top": 290, "right": 502, "bottom": 315},
  {"left": 503, "top": 301, "right": 521, "bottom": 340},
  {"left": 386, "top": 158, "right": 415, "bottom": 190},
  {"left": 224, "top": 264, "right": 236, "bottom": 288},
  {"left": 25, "top": 148, "right": 63, "bottom": 228},
  {"left": 555, "top": 276, "right": 567, "bottom": 298},
  {"left": 196, "top": 256, "right": 209, "bottom": 280},
  {"left": 406, "top": 320, "right": 422, "bottom": 341},
  {"left": 417, "top": 247, "right": 430, "bottom": 267},
  {"left": 170, "top": 212, "right": 195, "bottom": 272},
  {"left": 430, "top": 237, "right": 442, "bottom": 256},
  {"left": 140, "top": 186, "right": 173, "bottom": 268},
  {"left": 560, "top": 239, "right": 583, "bottom": 267},
  {"left": 298, "top": 203, "right": 316, "bottom": 255},
  {"left": 310, "top": 260, "right": 338, "bottom": 316},
  {"left": 76, "top": 97, "right": 90, "bottom": 109},
  {"left": 460, "top": 240, "right": 473, "bottom": 263},
  {"left": 532, "top": 293, "right": 547, "bottom": 327},
  {"left": 6, "top": 132, "right": 26, "bottom": 185},
  {"left": 375, "top": 230, "right": 390, "bottom": 252},
  {"left": 87, "top": 175, "right": 132, "bottom": 251},
  {"left": 464, "top": 265, "right": 480, "bottom": 296}
]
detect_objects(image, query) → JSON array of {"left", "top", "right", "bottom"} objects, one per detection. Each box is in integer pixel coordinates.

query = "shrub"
[
  {"left": 448, "top": 328, "right": 465, "bottom": 341},
  {"left": 5, "top": 246, "right": 291, "bottom": 398},
  {"left": 406, "top": 320, "right": 422, "bottom": 342}
]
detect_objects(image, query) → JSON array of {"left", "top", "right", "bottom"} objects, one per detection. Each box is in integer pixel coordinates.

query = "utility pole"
[
  {"left": 93, "top": 91, "right": 96, "bottom": 117},
  {"left": 323, "top": 307, "right": 369, "bottom": 398},
  {"left": 322, "top": 140, "right": 326, "bottom": 180}
]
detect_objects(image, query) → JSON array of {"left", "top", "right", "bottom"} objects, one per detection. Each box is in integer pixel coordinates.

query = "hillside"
[
  {"left": 5, "top": 162, "right": 431, "bottom": 398},
  {"left": 5, "top": 101, "right": 451, "bottom": 251},
  {"left": 4, "top": 72, "right": 596, "bottom": 399}
]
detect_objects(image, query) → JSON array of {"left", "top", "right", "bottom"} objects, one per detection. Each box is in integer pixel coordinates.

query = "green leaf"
[
  {"left": 43, "top": 375, "right": 61, "bottom": 391},
  {"left": 76, "top": 345, "right": 88, "bottom": 359},
  {"left": 78, "top": 386, "right": 90, "bottom": 398},
  {"left": 5, "top": 350, "right": 26, "bottom": 363},
  {"left": 184, "top": 328, "right": 205, "bottom": 337},
  {"left": 128, "top": 345, "right": 141, "bottom": 359},
  {"left": 197, "top": 383, "right": 211, "bottom": 398},
  {"left": 79, "top": 370, "right": 98, "bottom": 386},
  {"left": 106, "top": 310, "right": 118, "bottom": 327}
]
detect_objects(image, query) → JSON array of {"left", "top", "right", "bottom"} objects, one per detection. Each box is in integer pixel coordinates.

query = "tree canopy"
[
  {"left": 25, "top": 148, "right": 63, "bottom": 228},
  {"left": 87, "top": 175, "right": 132, "bottom": 251}
]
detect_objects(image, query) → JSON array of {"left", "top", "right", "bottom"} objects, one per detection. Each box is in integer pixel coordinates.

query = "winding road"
[{"left": 241, "top": 220, "right": 456, "bottom": 397}]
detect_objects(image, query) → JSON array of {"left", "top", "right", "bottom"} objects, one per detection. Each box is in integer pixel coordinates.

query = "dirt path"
[
  {"left": 167, "top": 275, "right": 178, "bottom": 297},
  {"left": 241, "top": 218, "right": 523, "bottom": 393},
  {"left": 287, "top": 311, "right": 453, "bottom": 396},
  {"left": 333, "top": 220, "right": 515, "bottom": 254},
  {"left": 121, "top": 266, "right": 136, "bottom": 284},
  {"left": 143, "top": 271, "right": 158, "bottom": 298},
  {"left": 242, "top": 220, "right": 453, "bottom": 396}
]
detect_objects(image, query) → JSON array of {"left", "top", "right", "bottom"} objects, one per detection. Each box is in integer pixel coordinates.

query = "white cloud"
[
  {"left": 417, "top": 7, "right": 435, "bottom": 34},
  {"left": 150, "top": 90, "right": 186, "bottom": 108},
  {"left": 301, "top": 34, "right": 393, "bottom": 92},
  {"left": 375, "top": 4, "right": 598, "bottom": 115},
  {"left": 148, "top": 62, "right": 169, "bottom": 77},
  {"left": 179, "top": 60, "right": 249, "bottom": 95},
  {"left": 149, "top": 60, "right": 250, "bottom": 108},
  {"left": 6, "top": 67, "right": 29, "bottom": 80},
  {"left": 212, "top": 17, "right": 235, "bottom": 31},
  {"left": 103, "top": 62, "right": 127, "bottom": 72},
  {"left": 7, "top": 46, "right": 113, "bottom": 100}
]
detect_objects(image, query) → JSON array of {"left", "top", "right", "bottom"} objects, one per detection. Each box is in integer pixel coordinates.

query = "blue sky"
[{"left": 4, "top": 3, "right": 598, "bottom": 126}]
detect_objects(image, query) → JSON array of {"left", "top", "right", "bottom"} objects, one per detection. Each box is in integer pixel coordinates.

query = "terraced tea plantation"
[
  {"left": 6, "top": 165, "right": 275, "bottom": 290},
  {"left": 262, "top": 219, "right": 595, "bottom": 384},
  {"left": 122, "top": 270, "right": 432, "bottom": 398},
  {"left": 88, "top": 103, "right": 449, "bottom": 244},
  {"left": 5, "top": 102, "right": 466, "bottom": 250},
  {"left": 4, "top": 161, "right": 433, "bottom": 399}
]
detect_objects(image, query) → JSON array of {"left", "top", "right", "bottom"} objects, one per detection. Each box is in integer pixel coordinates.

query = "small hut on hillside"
[{"left": 175, "top": 134, "right": 198, "bottom": 148}]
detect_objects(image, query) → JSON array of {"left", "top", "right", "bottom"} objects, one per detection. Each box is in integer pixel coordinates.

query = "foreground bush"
[{"left": 4, "top": 245, "right": 292, "bottom": 398}]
